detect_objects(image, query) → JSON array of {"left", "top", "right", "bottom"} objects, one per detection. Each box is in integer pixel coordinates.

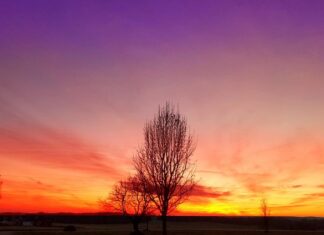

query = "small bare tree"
[
  {"left": 134, "top": 103, "right": 196, "bottom": 235},
  {"left": 260, "top": 198, "right": 271, "bottom": 233},
  {"left": 101, "top": 176, "right": 151, "bottom": 234},
  {"left": 0, "top": 175, "right": 2, "bottom": 199}
]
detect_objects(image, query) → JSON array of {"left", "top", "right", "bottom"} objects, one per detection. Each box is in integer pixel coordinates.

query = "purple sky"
[{"left": 1, "top": 0, "right": 324, "bottom": 215}]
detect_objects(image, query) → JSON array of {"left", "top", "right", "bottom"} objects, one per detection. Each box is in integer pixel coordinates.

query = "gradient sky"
[{"left": 1, "top": 0, "right": 324, "bottom": 216}]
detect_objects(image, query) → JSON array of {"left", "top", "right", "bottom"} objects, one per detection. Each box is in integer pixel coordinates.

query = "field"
[{"left": 1, "top": 220, "right": 324, "bottom": 235}]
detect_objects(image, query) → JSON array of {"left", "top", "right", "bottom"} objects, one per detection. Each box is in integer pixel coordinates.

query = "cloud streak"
[
  {"left": 0, "top": 95, "right": 123, "bottom": 179},
  {"left": 191, "top": 184, "right": 231, "bottom": 199}
]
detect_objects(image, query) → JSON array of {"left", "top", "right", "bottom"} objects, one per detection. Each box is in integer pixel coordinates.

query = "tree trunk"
[
  {"left": 162, "top": 214, "right": 167, "bottom": 235},
  {"left": 146, "top": 216, "right": 149, "bottom": 231},
  {"left": 133, "top": 221, "right": 139, "bottom": 232},
  {"left": 264, "top": 217, "right": 269, "bottom": 234}
]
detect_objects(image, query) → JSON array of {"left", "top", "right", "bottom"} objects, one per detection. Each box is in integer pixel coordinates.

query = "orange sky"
[{"left": 1, "top": 0, "right": 324, "bottom": 216}]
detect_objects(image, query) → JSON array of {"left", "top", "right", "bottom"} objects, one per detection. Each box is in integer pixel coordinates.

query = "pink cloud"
[{"left": 191, "top": 184, "right": 231, "bottom": 199}]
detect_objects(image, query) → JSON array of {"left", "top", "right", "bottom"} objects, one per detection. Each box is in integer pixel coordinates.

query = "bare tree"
[
  {"left": 0, "top": 175, "right": 2, "bottom": 199},
  {"left": 260, "top": 198, "right": 271, "bottom": 233},
  {"left": 134, "top": 103, "right": 196, "bottom": 235},
  {"left": 101, "top": 176, "right": 151, "bottom": 234}
]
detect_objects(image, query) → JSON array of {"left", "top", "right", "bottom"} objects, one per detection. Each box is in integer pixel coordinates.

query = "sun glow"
[{"left": 178, "top": 201, "right": 241, "bottom": 215}]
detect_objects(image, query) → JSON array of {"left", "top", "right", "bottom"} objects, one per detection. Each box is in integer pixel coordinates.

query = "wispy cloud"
[
  {"left": 191, "top": 184, "right": 231, "bottom": 199},
  {"left": 0, "top": 95, "right": 123, "bottom": 179}
]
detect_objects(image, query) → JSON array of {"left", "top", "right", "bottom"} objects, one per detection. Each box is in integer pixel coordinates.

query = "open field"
[{"left": 1, "top": 221, "right": 324, "bottom": 235}]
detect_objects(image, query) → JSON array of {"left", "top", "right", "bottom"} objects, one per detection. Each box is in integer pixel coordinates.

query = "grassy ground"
[
  {"left": 1, "top": 221, "right": 323, "bottom": 235},
  {"left": 8, "top": 231, "right": 324, "bottom": 235}
]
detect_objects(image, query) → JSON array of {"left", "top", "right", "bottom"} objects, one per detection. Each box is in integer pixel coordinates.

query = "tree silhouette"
[
  {"left": 134, "top": 103, "right": 196, "bottom": 235},
  {"left": 101, "top": 176, "right": 151, "bottom": 234},
  {"left": 0, "top": 175, "right": 2, "bottom": 199},
  {"left": 260, "top": 198, "right": 271, "bottom": 233}
]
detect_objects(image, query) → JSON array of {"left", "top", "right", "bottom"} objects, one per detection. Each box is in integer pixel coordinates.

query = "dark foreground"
[{"left": 0, "top": 214, "right": 323, "bottom": 234}]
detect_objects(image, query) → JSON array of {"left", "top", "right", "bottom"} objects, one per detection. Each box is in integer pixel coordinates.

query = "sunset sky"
[{"left": 1, "top": 0, "right": 324, "bottom": 216}]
